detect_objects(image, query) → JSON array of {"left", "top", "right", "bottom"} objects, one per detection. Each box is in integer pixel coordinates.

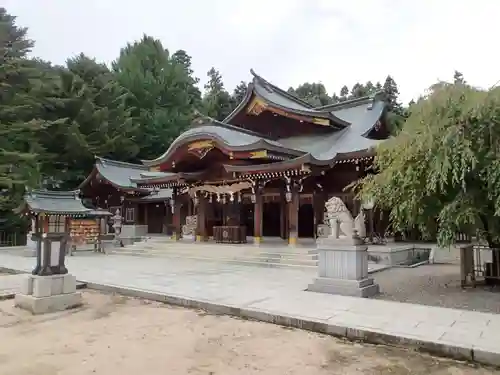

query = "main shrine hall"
[{"left": 79, "top": 70, "right": 390, "bottom": 245}]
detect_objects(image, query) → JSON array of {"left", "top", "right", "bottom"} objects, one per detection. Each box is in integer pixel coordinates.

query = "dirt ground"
[
  {"left": 0, "top": 291, "right": 496, "bottom": 375},
  {"left": 373, "top": 264, "right": 500, "bottom": 313}
]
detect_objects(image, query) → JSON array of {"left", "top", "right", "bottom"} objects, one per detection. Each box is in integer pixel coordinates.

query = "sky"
[{"left": 4, "top": 0, "right": 500, "bottom": 104}]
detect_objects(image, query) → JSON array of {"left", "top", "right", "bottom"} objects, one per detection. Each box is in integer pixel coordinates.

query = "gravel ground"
[
  {"left": 0, "top": 291, "right": 496, "bottom": 375},
  {"left": 373, "top": 264, "right": 500, "bottom": 313}
]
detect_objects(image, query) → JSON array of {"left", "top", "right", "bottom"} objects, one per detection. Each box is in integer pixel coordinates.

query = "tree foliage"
[
  {"left": 113, "top": 35, "right": 200, "bottom": 159},
  {"left": 287, "top": 82, "right": 331, "bottom": 107},
  {"left": 0, "top": 8, "right": 45, "bottom": 211},
  {"left": 38, "top": 54, "right": 140, "bottom": 189},
  {"left": 202, "top": 67, "right": 233, "bottom": 121},
  {"left": 357, "top": 82, "right": 500, "bottom": 247}
]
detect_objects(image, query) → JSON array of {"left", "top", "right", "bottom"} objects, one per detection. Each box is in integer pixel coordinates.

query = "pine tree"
[
  {"left": 202, "top": 67, "right": 233, "bottom": 121},
  {"left": 350, "top": 83, "right": 367, "bottom": 99},
  {"left": 383, "top": 75, "right": 402, "bottom": 113},
  {"left": 339, "top": 85, "right": 349, "bottom": 101},
  {"left": 112, "top": 35, "right": 199, "bottom": 159},
  {"left": 229, "top": 81, "right": 248, "bottom": 111},
  {"left": 0, "top": 8, "right": 45, "bottom": 210},
  {"left": 38, "top": 54, "right": 140, "bottom": 188}
]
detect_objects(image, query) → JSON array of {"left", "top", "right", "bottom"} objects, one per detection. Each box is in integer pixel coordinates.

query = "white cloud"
[{"left": 3, "top": 0, "right": 500, "bottom": 103}]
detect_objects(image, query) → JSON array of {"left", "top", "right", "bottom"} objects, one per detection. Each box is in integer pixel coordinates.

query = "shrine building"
[{"left": 79, "top": 70, "right": 390, "bottom": 245}]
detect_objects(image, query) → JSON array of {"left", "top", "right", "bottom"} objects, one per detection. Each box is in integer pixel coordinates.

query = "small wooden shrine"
[{"left": 16, "top": 190, "right": 111, "bottom": 275}]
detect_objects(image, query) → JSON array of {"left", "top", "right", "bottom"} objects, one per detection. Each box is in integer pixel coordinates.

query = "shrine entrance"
[
  {"left": 262, "top": 202, "right": 282, "bottom": 237},
  {"left": 240, "top": 203, "right": 254, "bottom": 237},
  {"left": 147, "top": 203, "right": 167, "bottom": 234},
  {"left": 298, "top": 203, "right": 314, "bottom": 238}
]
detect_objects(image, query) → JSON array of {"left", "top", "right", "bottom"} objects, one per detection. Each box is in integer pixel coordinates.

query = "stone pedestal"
[
  {"left": 15, "top": 274, "right": 82, "bottom": 314},
  {"left": 308, "top": 237, "right": 380, "bottom": 298}
]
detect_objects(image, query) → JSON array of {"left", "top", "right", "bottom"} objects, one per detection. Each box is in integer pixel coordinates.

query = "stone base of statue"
[
  {"left": 15, "top": 274, "right": 82, "bottom": 314},
  {"left": 308, "top": 235, "right": 380, "bottom": 298}
]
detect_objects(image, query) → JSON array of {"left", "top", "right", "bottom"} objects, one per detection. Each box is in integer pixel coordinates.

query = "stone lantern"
[
  {"left": 112, "top": 209, "right": 123, "bottom": 246},
  {"left": 13, "top": 190, "right": 111, "bottom": 314}
]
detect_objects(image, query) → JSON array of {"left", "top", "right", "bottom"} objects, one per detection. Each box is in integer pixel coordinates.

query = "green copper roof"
[
  {"left": 94, "top": 157, "right": 147, "bottom": 189},
  {"left": 22, "top": 190, "right": 111, "bottom": 216}
]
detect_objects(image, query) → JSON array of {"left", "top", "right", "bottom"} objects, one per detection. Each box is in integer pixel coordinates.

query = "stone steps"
[
  {"left": 110, "top": 248, "right": 317, "bottom": 269},
  {"left": 111, "top": 242, "right": 318, "bottom": 268}
]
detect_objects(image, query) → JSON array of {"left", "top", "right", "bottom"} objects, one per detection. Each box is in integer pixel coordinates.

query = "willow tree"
[{"left": 358, "top": 82, "right": 500, "bottom": 250}]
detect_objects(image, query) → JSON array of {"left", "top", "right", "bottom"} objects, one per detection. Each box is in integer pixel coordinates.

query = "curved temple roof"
[
  {"left": 19, "top": 190, "right": 111, "bottom": 216},
  {"left": 79, "top": 157, "right": 174, "bottom": 191},
  {"left": 143, "top": 89, "right": 386, "bottom": 170},
  {"left": 223, "top": 69, "right": 351, "bottom": 129},
  {"left": 141, "top": 118, "right": 304, "bottom": 167},
  {"left": 82, "top": 72, "right": 387, "bottom": 188}
]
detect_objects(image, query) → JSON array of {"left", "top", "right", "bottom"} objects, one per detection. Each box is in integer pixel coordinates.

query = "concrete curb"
[
  {"left": 0, "top": 292, "right": 15, "bottom": 300},
  {"left": 84, "top": 281, "right": 500, "bottom": 368}
]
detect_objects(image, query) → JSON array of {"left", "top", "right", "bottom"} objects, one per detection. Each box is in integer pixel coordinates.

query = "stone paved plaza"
[{"left": 1, "top": 249, "right": 500, "bottom": 366}]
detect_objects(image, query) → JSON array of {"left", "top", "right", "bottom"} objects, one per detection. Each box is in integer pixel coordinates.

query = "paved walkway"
[{"left": 0, "top": 250, "right": 499, "bottom": 366}]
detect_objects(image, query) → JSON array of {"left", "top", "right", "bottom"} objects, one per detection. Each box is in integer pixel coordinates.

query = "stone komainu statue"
[{"left": 324, "top": 196, "right": 366, "bottom": 239}]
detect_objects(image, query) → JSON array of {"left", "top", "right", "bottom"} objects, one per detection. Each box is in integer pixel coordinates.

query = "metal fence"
[
  {"left": 460, "top": 245, "right": 500, "bottom": 287},
  {"left": 0, "top": 231, "right": 26, "bottom": 247}
]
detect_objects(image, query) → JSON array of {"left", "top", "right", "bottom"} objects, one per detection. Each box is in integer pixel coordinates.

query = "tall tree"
[
  {"left": 350, "top": 83, "right": 367, "bottom": 99},
  {"left": 171, "top": 49, "right": 201, "bottom": 108},
  {"left": 229, "top": 81, "right": 248, "bottom": 111},
  {"left": 0, "top": 8, "right": 45, "bottom": 210},
  {"left": 357, "top": 82, "right": 500, "bottom": 270},
  {"left": 37, "top": 54, "right": 139, "bottom": 188},
  {"left": 339, "top": 85, "right": 349, "bottom": 101},
  {"left": 202, "top": 67, "right": 232, "bottom": 121},
  {"left": 113, "top": 35, "right": 199, "bottom": 159},
  {"left": 382, "top": 75, "right": 405, "bottom": 133}
]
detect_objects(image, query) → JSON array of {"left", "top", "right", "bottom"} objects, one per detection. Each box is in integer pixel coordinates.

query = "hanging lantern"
[
  {"left": 251, "top": 194, "right": 256, "bottom": 204},
  {"left": 285, "top": 191, "right": 292, "bottom": 203}
]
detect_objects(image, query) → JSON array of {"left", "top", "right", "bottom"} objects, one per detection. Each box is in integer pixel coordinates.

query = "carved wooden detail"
[{"left": 187, "top": 140, "right": 214, "bottom": 159}]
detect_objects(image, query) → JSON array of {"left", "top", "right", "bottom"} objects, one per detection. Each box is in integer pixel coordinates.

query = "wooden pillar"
[
  {"left": 39, "top": 214, "right": 51, "bottom": 276},
  {"left": 253, "top": 187, "right": 263, "bottom": 245},
  {"left": 313, "top": 187, "right": 326, "bottom": 239},
  {"left": 280, "top": 190, "right": 286, "bottom": 240},
  {"left": 32, "top": 215, "right": 42, "bottom": 275},
  {"left": 172, "top": 189, "right": 181, "bottom": 241},
  {"left": 287, "top": 185, "right": 299, "bottom": 246},
  {"left": 57, "top": 217, "right": 70, "bottom": 274},
  {"left": 196, "top": 196, "right": 208, "bottom": 241}
]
